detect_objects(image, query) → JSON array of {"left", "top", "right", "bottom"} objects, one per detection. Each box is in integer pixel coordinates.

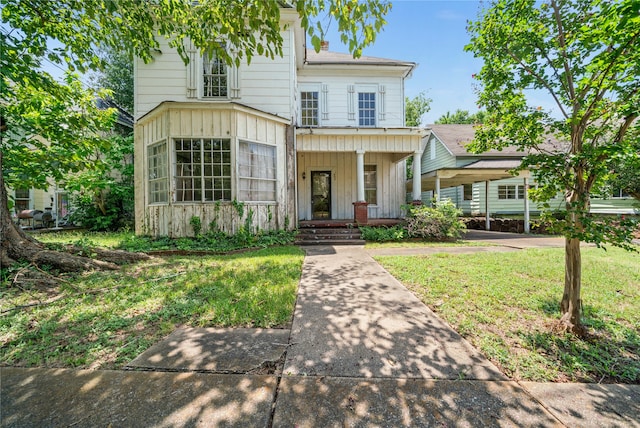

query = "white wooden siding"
[
  {"left": 297, "top": 133, "right": 421, "bottom": 153},
  {"left": 297, "top": 152, "right": 405, "bottom": 220},
  {"left": 297, "top": 73, "right": 405, "bottom": 127},
  {"left": 135, "top": 29, "right": 295, "bottom": 120}
]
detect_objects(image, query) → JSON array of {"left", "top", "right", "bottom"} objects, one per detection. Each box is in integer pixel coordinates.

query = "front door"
[{"left": 311, "top": 171, "right": 331, "bottom": 219}]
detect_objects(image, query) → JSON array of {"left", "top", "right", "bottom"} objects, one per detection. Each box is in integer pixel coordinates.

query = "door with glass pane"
[{"left": 311, "top": 171, "right": 331, "bottom": 219}]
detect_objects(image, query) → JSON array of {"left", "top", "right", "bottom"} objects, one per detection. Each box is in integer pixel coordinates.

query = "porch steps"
[{"left": 295, "top": 226, "right": 365, "bottom": 246}]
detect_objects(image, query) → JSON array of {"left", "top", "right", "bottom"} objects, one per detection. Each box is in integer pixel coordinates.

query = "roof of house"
[
  {"left": 305, "top": 49, "right": 416, "bottom": 68},
  {"left": 428, "top": 124, "right": 567, "bottom": 157}
]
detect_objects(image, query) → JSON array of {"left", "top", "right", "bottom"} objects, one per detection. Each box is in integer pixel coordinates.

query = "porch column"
[
  {"left": 356, "top": 149, "right": 365, "bottom": 202},
  {"left": 354, "top": 149, "right": 368, "bottom": 224},
  {"left": 412, "top": 150, "right": 422, "bottom": 202},
  {"left": 485, "top": 181, "right": 491, "bottom": 231},
  {"left": 435, "top": 175, "right": 441, "bottom": 202},
  {"left": 524, "top": 177, "right": 530, "bottom": 234}
]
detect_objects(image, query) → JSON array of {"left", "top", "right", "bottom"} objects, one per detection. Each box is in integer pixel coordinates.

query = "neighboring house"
[
  {"left": 416, "top": 124, "right": 637, "bottom": 220},
  {"left": 9, "top": 102, "right": 133, "bottom": 227},
  {"left": 133, "top": 8, "right": 427, "bottom": 237}
]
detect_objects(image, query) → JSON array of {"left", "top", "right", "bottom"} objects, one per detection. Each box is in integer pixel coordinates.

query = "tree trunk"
[
  {"left": 1, "top": 151, "right": 149, "bottom": 275},
  {"left": 559, "top": 236, "right": 585, "bottom": 336},
  {"left": 558, "top": 195, "right": 587, "bottom": 336}
]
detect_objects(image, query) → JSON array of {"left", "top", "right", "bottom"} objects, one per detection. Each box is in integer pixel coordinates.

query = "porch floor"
[{"left": 299, "top": 219, "right": 402, "bottom": 228}]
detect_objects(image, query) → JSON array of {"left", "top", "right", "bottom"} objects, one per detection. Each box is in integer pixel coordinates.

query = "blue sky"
[
  {"left": 322, "top": 0, "right": 486, "bottom": 124},
  {"left": 36, "top": 1, "right": 486, "bottom": 124}
]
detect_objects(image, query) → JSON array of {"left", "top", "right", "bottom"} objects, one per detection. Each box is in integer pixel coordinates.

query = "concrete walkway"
[{"left": 2, "top": 234, "right": 639, "bottom": 427}]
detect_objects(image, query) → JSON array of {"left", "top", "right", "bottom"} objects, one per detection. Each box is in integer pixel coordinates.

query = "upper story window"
[
  {"left": 175, "top": 138, "right": 231, "bottom": 202},
  {"left": 203, "top": 51, "right": 228, "bottom": 98},
  {"left": 301, "top": 91, "right": 319, "bottom": 126},
  {"left": 358, "top": 92, "right": 376, "bottom": 127}
]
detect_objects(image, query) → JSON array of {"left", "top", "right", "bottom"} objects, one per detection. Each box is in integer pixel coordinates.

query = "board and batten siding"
[
  {"left": 297, "top": 152, "right": 406, "bottom": 221},
  {"left": 135, "top": 103, "right": 291, "bottom": 237},
  {"left": 297, "top": 72, "right": 406, "bottom": 127},
  {"left": 135, "top": 27, "right": 295, "bottom": 120}
]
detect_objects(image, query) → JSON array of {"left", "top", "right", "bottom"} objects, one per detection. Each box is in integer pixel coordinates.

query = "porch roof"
[
  {"left": 296, "top": 126, "right": 428, "bottom": 156},
  {"left": 407, "top": 159, "right": 529, "bottom": 191}
]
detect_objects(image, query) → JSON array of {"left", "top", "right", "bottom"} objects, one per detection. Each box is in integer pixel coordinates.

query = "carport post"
[
  {"left": 524, "top": 177, "right": 530, "bottom": 233},
  {"left": 485, "top": 181, "right": 490, "bottom": 231},
  {"left": 412, "top": 150, "right": 422, "bottom": 202}
]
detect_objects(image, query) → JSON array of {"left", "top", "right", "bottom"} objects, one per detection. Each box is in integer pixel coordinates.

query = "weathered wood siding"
[
  {"left": 297, "top": 151, "right": 405, "bottom": 220},
  {"left": 297, "top": 132, "right": 420, "bottom": 153},
  {"left": 145, "top": 203, "right": 280, "bottom": 237},
  {"left": 135, "top": 104, "right": 291, "bottom": 237}
]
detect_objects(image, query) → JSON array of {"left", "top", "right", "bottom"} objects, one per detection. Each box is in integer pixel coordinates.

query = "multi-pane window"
[
  {"left": 238, "top": 141, "right": 277, "bottom": 202},
  {"left": 301, "top": 91, "right": 319, "bottom": 126},
  {"left": 498, "top": 184, "right": 525, "bottom": 200},
  {"left": 364, "top": 164, "right": 377, "bottom": 205},
  {"left": 358, "top": 92, "right": 376, "bottom": 127},
  {"left": 148, "top": 142, "right": 168, "bottom": 203},
  {"left": 14, "top": 189, "right": 30, "bottom": 212},
  {"left": 175, "top": 138, "right": 231, "bottom": 202},
  {"left": 203, "top": 51, "right": 228, "bottom": 97}
]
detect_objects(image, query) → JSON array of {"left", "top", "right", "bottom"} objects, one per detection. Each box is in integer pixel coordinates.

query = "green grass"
[
  {"left": 1, "top": 246, "right": 304, "bottom": 369},
  {"left": 365, "top": 240, "right": 492, "bottom": 249},
  {"left": 376, "top": 246, "right": 640, "bottom": 383},
  {"left": 34, "top": 230, "right": 133, "bottom": 249}
]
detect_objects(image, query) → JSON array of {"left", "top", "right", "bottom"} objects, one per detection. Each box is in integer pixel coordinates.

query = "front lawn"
[
  {"left": 376, "top": 246, "right": 640, "bottom": 383},
  {"left": 1, "top": 246, "right": 304, "bottom": 370}
]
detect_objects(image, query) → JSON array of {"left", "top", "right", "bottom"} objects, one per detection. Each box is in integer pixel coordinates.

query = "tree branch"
[{"left": 550, "top": 0, "right": 576, "bottom": 106}]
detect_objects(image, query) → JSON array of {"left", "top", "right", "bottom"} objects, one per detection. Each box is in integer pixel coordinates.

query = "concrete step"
[
  {"left": 297, "top": 228, "right": 361, "bottom": 236},
  {"left": 295, "top": 239, "right": 366, "bottom": 246}
]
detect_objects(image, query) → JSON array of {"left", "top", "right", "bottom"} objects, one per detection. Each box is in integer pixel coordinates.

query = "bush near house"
[
  {"left": 359, "top": 201, "right": 466, "bottom": 242},
  {"left": 404, "top": 200, "right": 466, "bottom": 241}
]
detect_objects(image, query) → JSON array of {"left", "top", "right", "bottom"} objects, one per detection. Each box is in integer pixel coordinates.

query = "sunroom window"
[
  {"left": 238, "top": 141, "right": 276, "bottom": 202},
  {"left": 148, "top": 142, "right": 168, "bottom": 203},
  {"left": 175, "top": 138, "right": 231, "bottom": 202}
]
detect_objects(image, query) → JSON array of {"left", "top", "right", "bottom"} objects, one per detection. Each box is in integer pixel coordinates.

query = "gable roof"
[{"left": 428, "top": 124, "right": 567, "bottom": 157}]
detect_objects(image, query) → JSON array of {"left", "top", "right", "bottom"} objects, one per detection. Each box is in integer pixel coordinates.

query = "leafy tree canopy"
[
  {"left": 435, "top": 109, "right": 486, "bottom": 124},
  {"left": 405, "top": 91, "right": 431, "bottom": 127},
  {"left": 466, "top": 0, "right": 640, "bottom": 334}
]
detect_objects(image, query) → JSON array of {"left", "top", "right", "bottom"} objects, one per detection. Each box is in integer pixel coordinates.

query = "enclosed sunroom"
[{"left": 134, "top": 102, "right": 295, "bottom": 237}]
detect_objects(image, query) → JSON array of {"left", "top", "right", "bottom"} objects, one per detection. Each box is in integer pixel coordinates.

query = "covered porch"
[
  {"left": 408, "top": 160, "right": 533, "bottom": 232},
  {"left": 296, "top": 127, "right": 428, "bottom": 224}
]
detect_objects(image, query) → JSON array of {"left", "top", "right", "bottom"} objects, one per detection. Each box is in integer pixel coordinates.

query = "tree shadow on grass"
[{"left": 526, "top": 298, "right": 639, "bottom": 383}]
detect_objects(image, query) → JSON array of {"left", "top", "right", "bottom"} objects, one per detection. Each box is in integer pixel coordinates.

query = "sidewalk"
[{"left": 2, "top": 237, "right": 639, "bottom": 427}]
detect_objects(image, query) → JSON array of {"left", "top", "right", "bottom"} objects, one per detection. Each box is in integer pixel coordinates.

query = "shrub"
[
  {"left": 404, "top": 200, "right": 466, "bottom": 241},
  {"left": 360, "top": 225, "right": 407, "bottom": 242}
]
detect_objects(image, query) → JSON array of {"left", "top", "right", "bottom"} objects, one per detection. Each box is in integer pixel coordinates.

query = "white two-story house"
[{"left": 133, "top": 8, "right": 427, "bottom": 237}]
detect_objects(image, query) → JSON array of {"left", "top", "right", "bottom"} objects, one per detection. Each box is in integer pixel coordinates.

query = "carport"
[{"left": 408, "top": 159, "right": 532, "bottom": 233}]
